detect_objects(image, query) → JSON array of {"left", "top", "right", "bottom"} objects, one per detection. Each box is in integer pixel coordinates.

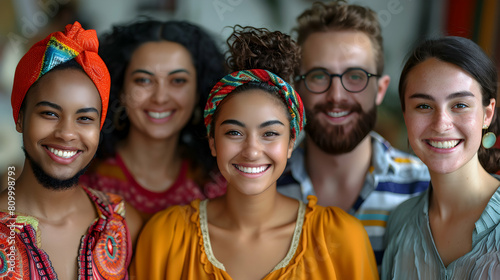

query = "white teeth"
[
  {"left": 236, "top": 165, "right": 267, "bottom": 174},
  {"left": 48, "top": 147, "right": 77, "bottom": 158},
  {"left": 148, "top": 111, "right": 172, "bottom": 119},
  {"left": 327, "top": 111, "right": 349, "bottom": 118},
  {"left": 429, "top": 140, "right": 459, "bottom": 149}
]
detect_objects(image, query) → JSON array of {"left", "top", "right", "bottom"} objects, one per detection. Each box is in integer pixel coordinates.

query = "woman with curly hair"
[
  {"left": 79, "top": 19, "right": 227, "bottom": 221},
  {"left": 131, "top": 26, "right": 378, "bottom": 280}
]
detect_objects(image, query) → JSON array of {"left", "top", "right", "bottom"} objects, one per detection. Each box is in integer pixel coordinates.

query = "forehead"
[
  {"left": 300, "top": 30, "right": 377, "bottom": 72},
  {"left": 25, "top": 68, "right": 101, "bottom": 109},
  {"left": 127, "top": 41, "right": 195, "bottom": 74},
  {"left": 405, "top": 58, "right": 481, "bottom": 99},
  {"left": 217, "top": 90, "right": 289, "bottom": 123}
]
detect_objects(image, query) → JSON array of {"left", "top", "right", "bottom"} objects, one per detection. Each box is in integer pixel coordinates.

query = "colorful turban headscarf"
[
  {"left": 11, "top": 21, "right": 110, "bottom": 129},
  {"left": 204, "top": 69, "right": 305, "bottom": 140}
]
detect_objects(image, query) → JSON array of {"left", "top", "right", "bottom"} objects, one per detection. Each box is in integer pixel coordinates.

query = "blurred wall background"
[{"left": 0, "top": 0, "right": 498, "bottom": 176}]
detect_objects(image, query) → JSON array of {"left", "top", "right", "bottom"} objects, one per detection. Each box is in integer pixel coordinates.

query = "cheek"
[
  {"left": 270, "top": 141, "right": 292, "bottom": 162},
  {"left": 86, "top": 128, "right": 101, "bottom": 150},
  {"left": 122, "top": 87, "right": 152, "bottom": 107},
  {"left": 404, "top": 114, "right": 422, "bottom": 139}
]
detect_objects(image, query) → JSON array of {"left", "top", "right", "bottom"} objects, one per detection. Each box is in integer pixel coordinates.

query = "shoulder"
[
  {"left": 385, "top": 193, "right": 426, "bottom": 237},
  {"left": 84, "top": 186, "right": 126, "bottom": 216},
  {"left": 141, "top": 200, "right": 199, "bottom": 237},
  {"left": 305, "top": 196, "right": 365, "bottom": 234}
]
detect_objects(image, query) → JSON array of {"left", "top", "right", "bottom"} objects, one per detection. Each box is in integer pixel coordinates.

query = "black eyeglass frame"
[{"left": 295, "top": 67, "right": 380, "bottom": 94}]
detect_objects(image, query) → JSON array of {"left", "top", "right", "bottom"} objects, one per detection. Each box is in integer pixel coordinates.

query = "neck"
[
  {"left": 7, "top": 163, "right": 89, "bottom": 221},
  {"left": 305, "top": 133, "right": 372, "bottom": 189},
  {"left": 218, "top": 185, "right": 281, "bottom": 230},
  {"left": 120, "top": 127, "right": 182, "bottom": 170},
  {"left": 429, "top": 155, "right": 499, "bottom": 219}
]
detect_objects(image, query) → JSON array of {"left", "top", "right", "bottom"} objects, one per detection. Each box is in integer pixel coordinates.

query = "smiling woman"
[
  {"left": 131, "top": 26, "right": 379, "bottom": 280},
  {"left": 19, "top": 66, "right": 101, "bottom": 187},
  {"left": 382, "top": 37, "right": 500, "bottom": 279},
  {"left": 79, "top": 19, "right": 227, "bottom": 221},
  {"left": 0, "top": 21, "right": 141, "bottom": 280}
]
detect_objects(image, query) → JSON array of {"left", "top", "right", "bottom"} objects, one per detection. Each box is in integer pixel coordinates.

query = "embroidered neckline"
[{"left": 199, "top": 199, "right": 306, "bottom": 272}]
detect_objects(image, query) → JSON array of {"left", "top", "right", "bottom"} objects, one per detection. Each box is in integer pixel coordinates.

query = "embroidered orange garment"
[{"left": 131, "top": 196, "right": 378, "bottom": 279}]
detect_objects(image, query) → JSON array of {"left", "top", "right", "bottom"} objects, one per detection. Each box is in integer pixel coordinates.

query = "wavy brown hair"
[{"left": 294, "top": 0, "right": 384, "bottom": 75}]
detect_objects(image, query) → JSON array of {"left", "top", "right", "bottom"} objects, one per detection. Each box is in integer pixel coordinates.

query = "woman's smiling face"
[
  {"left": 209, "top": 89, "right": 294, "bottom": 196},
  {"left": 122, "top": 41, "right": 197, "bottom": 141},
  {"left": 18, "top": 68, "right": 101, "bottom": 181},
  {"left": 403, "top": 58, "right": 495, "bottom": 174}
]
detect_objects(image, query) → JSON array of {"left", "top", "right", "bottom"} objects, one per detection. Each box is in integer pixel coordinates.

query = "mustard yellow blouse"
[{"left": 131, "top": 196, "right": 378, "bottom": 279}]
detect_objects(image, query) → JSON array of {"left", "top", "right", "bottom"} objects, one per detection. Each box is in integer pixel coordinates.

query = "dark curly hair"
[
  {"left": 226, "top": 25, "right": 300, "bottom": 84},
  {"left": 97, "top": 18, "right": 226, "bottom": 173},
  {"left": 209, "top": 26, "right": 301, "bottom": 139}
]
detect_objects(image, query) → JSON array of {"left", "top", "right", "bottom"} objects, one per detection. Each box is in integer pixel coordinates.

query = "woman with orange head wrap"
[{"left": 2, "top": 21, "right": 141, "bottom": 280}]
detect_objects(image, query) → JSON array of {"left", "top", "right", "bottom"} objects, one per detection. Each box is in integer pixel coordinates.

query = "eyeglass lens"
[{"left": 305, "top": 69, "right": 370, "bottom": 93}]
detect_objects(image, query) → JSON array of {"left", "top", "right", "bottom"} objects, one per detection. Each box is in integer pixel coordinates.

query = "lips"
[
  {"left": 427, "top": 140, "right": 460, "bottom": 149},
  {"left": 326, "top": 111, "right": 349, "bottom": 118},
  {"left": 147, "top": 111, "right": 173, "bottom": 119},
  {"left": 234, "top": 164, "right": 270, "bottom": 174},
  {"left": 47, "top": 146, "right": 78, "bottom": 158}
]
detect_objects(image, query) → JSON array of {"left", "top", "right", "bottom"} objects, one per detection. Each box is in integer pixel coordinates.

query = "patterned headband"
[
  {"left": 11, "top": 21, "right": 110, "bottom": 129},
  {"left": 204, "top": 69, "right": 305, "bottom": 140}
]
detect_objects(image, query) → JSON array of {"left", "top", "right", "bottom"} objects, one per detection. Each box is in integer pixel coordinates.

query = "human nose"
[
  {"left": 241, "top": 134, "right": 262, "bottom": 160},
  {"left": 151, "top": 81, "right": 170, "bottom": 104},
  {"left": 325, "top": 75, "right": 348, "bottom": 102},
  {"left": 431, "top": 109, "right": 453, "bottom": 132},
  {"left": 54, "top": 118, "right": 77, "bottom": 142}
]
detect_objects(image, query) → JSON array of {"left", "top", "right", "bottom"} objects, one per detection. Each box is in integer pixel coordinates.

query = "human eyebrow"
[
  {"left": 408, "top": 91, "right": 475, "bottom": 101},
  {"left": 221, "top": 119, "right": 245, "bottom": 127},
  {"left": 169, "top": 69, "right": 190, "bottom": 75},
  {"left": 76, "top": 107, "right": 99, "bottom": 115},
  {"left": 259, "top": 120, "right": 285, "bottom": 128},
  {"left": 446, "top": 91, "right": 474, "bottom": 100},
  {"left": 408, "top": 93, "right": 434, "bottom": 101},
  {"left": 131, "top": 69, "right": 154, "bottom": 76},
  {"left": 35, "top": 101, "right": 62, "bottom": 111}
]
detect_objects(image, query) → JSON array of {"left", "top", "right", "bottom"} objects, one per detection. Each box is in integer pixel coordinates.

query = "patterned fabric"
[
  {"left": 11, "top": 21, "right": 110, "bottom": 129},
  {"left": 0, "top": 186, "right": 131, "bottom": 279},
  {"left": 382, "top": 182, "right": 500, "bottom": 280},
  {"left": 79, "top": 153, "right": 227, "bottom": 218},
  {"left": 277, "top": 131, "right": 430, "bottom": 266},
  {"left": 203, "top": 69, "right": 305, "bottom": 140},
  {"left": 131, "top": 196, "right": 378, "bottom": 279}
]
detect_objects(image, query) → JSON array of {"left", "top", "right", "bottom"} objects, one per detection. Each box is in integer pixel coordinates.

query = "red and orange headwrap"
[{"left": 11, "top": 21, "right": 110, "bottom": 129}]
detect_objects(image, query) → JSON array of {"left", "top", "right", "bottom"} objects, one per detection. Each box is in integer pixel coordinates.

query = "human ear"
[
  {"left": 16, "top": 112, "right": 24, "bottom": 133},
  {"left": 209, "top": 136, "right": 217, "bottom": 157},
  {"left": 484, "top": 98, "right": 496, "bottom": 127},
  {"left": 287, "top": 139, "right": 295, "bottom": 159},
  {"left": 375, "top": 74, "right": 390, "bottom": 105}
]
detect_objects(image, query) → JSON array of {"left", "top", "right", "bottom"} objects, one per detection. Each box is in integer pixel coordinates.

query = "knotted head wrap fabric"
[
  {"left": 11, "top": 21, "right": 110, "bottom": 129},
  {"left": 204, "top": 69, "right": 305, "bottom": 140}
]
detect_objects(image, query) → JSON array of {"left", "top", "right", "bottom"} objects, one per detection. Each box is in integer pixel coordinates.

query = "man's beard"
[
  {"left": 305, "top": 102, "right": 376, "bottom": 155},
  {"left": 22, "top": 147, "right": 91, "bottom": 191}
]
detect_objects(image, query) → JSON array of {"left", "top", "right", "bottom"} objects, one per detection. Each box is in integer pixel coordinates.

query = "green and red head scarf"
[
  {"left": 11, "top": 21, "right": 110, "bottom": 129},
  {"left": 204, "top": 69, "right": 305, "bottom": 140}
]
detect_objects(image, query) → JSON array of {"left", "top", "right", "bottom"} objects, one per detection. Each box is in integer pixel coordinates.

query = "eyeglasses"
[{"left": 295, "top": 68, "right": 380, "bottom": 93}]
